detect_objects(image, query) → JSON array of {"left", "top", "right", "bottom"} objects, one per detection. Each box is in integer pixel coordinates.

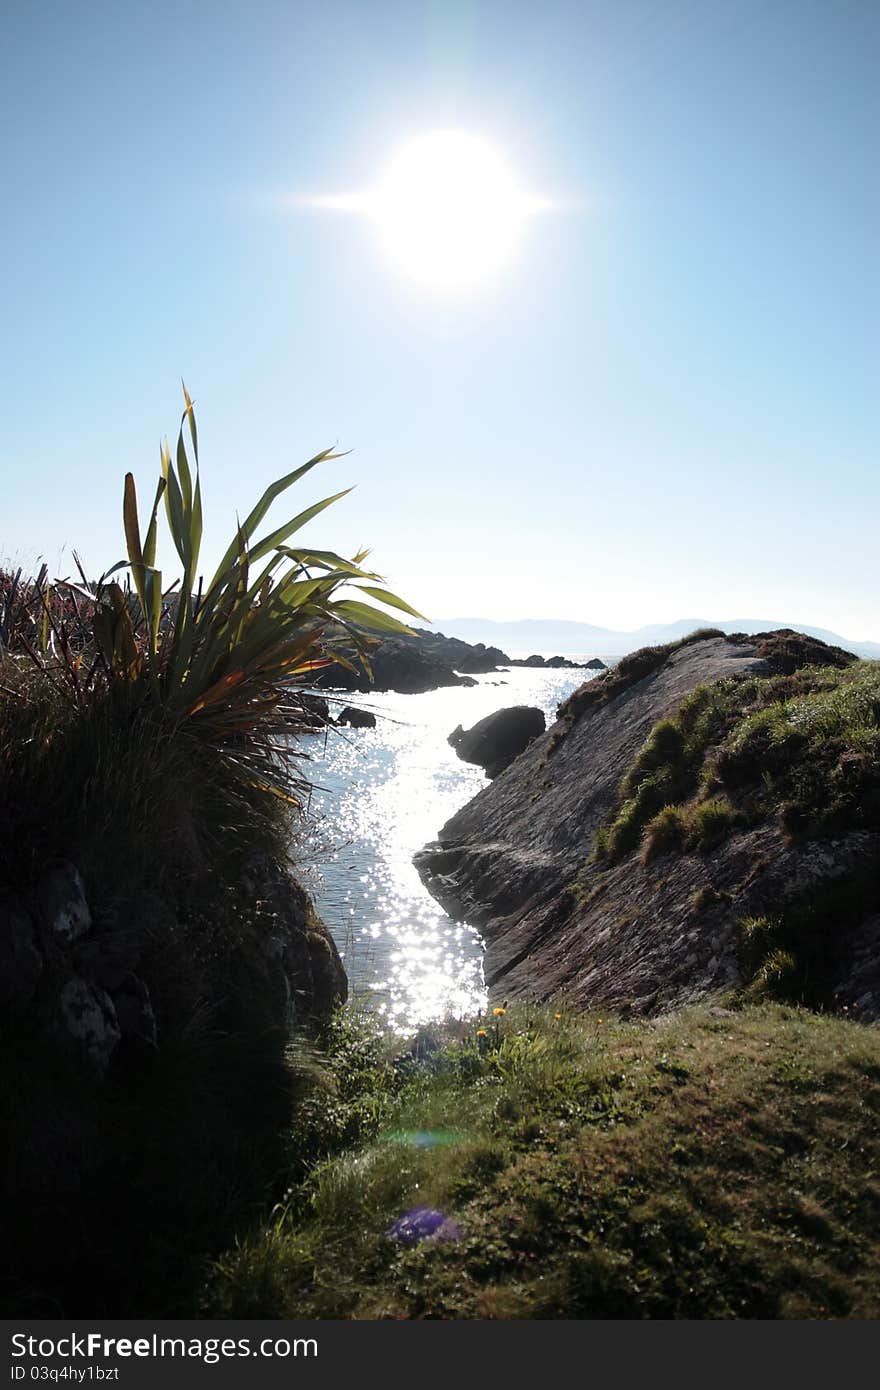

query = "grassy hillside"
[
  {"left": 590, "top": 658, "right": 880, "bottom": 1006},
  {"left": 206, "top": 1002, "right": 880, "bottom": 1320},
  {"left": 594, "top": 658, "right": 880, "bottom": 865}
]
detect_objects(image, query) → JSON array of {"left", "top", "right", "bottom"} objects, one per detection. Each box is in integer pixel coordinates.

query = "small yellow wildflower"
[
  {"left": 492, "top": 1007, "right": 506, "bottom": 1017},
  {"left": 476, "top": 1028, "right": 487, "bottom": 1037},
  {"left": 554, "top": 1012, "right": 562, "bottom": 1020}
]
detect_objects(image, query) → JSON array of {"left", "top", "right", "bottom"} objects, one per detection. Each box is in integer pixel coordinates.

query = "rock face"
[
  {"left": 2, "top": 848, "right": 346, "bottom": 1315},
  {"left": 238, "top": 851, "right": 347, "bottom": 1025},
  {"left": 57, "top": 977, "right": 121, "bottom": 1075},
  {"left": 448, "top": 706, "right": 546, "bottom": 778},
  {"left": 1, "top": 855, "right": 345, "bottom": 1078},
  {"left": 416, "top": 632, "right": 879, "bottom": 1019},
  {"left": 37, "top": 862, "right": 92, "bottom": 943}
]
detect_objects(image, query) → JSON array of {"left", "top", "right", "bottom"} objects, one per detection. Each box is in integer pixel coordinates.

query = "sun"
[
  {"left": 369, "top": 131, "right": 543, "bottom": 290},
  {"left": 314, "top": 131, "right": 547, "bottom": 291}
]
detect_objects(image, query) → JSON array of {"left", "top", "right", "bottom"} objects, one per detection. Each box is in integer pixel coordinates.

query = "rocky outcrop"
[
  {"left": 416, "top": 632, "right": 878, "bottom": 1019},
  {"left": 1, "top": 847, "right": 346, "bottom": 1316},
  {"left": 1, "top": 854, "right": 345, "bottom": 1079},
  {"left": 313, "top": 625, "right": 603, "bottom": 691},
  {"left": 448, "top": 706, "right": 546, "bottom": 778},
  {"left": 57, "top": 977, "right": 121, "bottom": 1075},
  {"left": 314, "top": 636, "right": 478, "bottom": 695},
  {"left": 314, "top": 627, "right": 515, "bottom": 694},
  {"left": 411, "top": 630, "right": 510, "bottom": 674},
  {"left": 237, "top": 851, "right": 347, "bottom": 1025}
]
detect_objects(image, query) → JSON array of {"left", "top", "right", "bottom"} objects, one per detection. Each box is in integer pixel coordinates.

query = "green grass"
[
  {"left": 641, "top": 804, "right": 688, "bottom": 863},
  {"left": 594, "top": 661, "right": 880, "bottom": 869},
  {"left": 205, "top": 1003, "right": 880, "bottom": 1319}
]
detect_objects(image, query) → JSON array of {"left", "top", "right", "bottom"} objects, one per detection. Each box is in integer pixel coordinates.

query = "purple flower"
[{"left": 387, "top": 1207, "right": 462, "bottom": 1246}]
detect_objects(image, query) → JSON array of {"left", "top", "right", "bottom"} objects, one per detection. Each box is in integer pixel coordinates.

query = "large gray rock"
[
  {"left": 36, "top": 862, "right": 92, "bottom": 943},
  {"left": 448, "top": 706, "right": 546, "bottom": 779},
  {"left": 58, "top": 977, "right": 121, "bottom": 1074},
  {"left": 338, "top": 705, "right": 377, "bottom": 728}
]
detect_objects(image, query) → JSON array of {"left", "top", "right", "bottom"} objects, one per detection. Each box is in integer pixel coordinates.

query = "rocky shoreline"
[
  {"left": 313, "top": 626, "right": 606, "bottom": 695},
  {"left": 415, "top": 631, "right": 880, "bottom": 1020}
]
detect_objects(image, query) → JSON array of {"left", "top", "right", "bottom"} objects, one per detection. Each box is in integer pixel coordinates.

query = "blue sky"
[{"left": 2, "top": 0, "right": 877, "bottom": 638}]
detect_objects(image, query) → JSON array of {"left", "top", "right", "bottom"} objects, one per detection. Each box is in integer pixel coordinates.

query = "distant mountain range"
[{"left": 432, "top": 617, "right": 880, "bottom": 662}]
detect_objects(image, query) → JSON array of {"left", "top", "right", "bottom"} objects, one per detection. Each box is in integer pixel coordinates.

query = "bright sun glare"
[{"left": 315, "top": 131, "right": 547, "bottom": 291}]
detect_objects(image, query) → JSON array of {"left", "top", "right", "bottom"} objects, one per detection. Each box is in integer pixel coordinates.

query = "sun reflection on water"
[{"left": 298, "top": 667, "right": 587, "bottom": 1031}]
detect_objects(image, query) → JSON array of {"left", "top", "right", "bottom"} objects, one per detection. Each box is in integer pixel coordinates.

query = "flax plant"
[{"left": 15, "top": 388, "right": 423, "bottom": 805}]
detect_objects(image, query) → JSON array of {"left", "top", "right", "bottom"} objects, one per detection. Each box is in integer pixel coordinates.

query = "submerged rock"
[{"left": 448, "top": 706, "right": 546, "bottom": 778}]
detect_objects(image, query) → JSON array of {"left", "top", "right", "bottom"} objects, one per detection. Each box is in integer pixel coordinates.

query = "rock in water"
[
  {"left": 338, "top": 706, "right": 377, "bottom": 728},
  {"left": 447, "top": 706, "right": 546, "bottom": 778},
  {"left": 299, "top": 693, "right": 331, "bottom": 728}
]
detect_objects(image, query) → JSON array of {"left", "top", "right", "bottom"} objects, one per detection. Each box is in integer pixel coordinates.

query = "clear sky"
[{"left": 1, "top": 0, "right": 877, "bottom": 639}]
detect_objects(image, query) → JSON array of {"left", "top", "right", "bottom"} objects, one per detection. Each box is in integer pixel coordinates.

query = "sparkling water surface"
[{"left": 297, "top": 663, "right": 595, "bottom": 1031}]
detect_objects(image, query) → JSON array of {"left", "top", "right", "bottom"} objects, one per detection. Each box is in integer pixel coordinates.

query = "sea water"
[{"left": 296, "top": 661, "right": 600, "bottom": 1030}]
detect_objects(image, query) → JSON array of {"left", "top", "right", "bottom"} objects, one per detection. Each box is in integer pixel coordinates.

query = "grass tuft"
[{"left": 641, "top": 805, "right": 688, "bottom": 864}]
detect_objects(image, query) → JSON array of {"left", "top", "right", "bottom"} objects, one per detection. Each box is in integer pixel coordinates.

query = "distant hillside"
[{"left": 434, "top": 616, "right": 880, "bottom": 661}]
